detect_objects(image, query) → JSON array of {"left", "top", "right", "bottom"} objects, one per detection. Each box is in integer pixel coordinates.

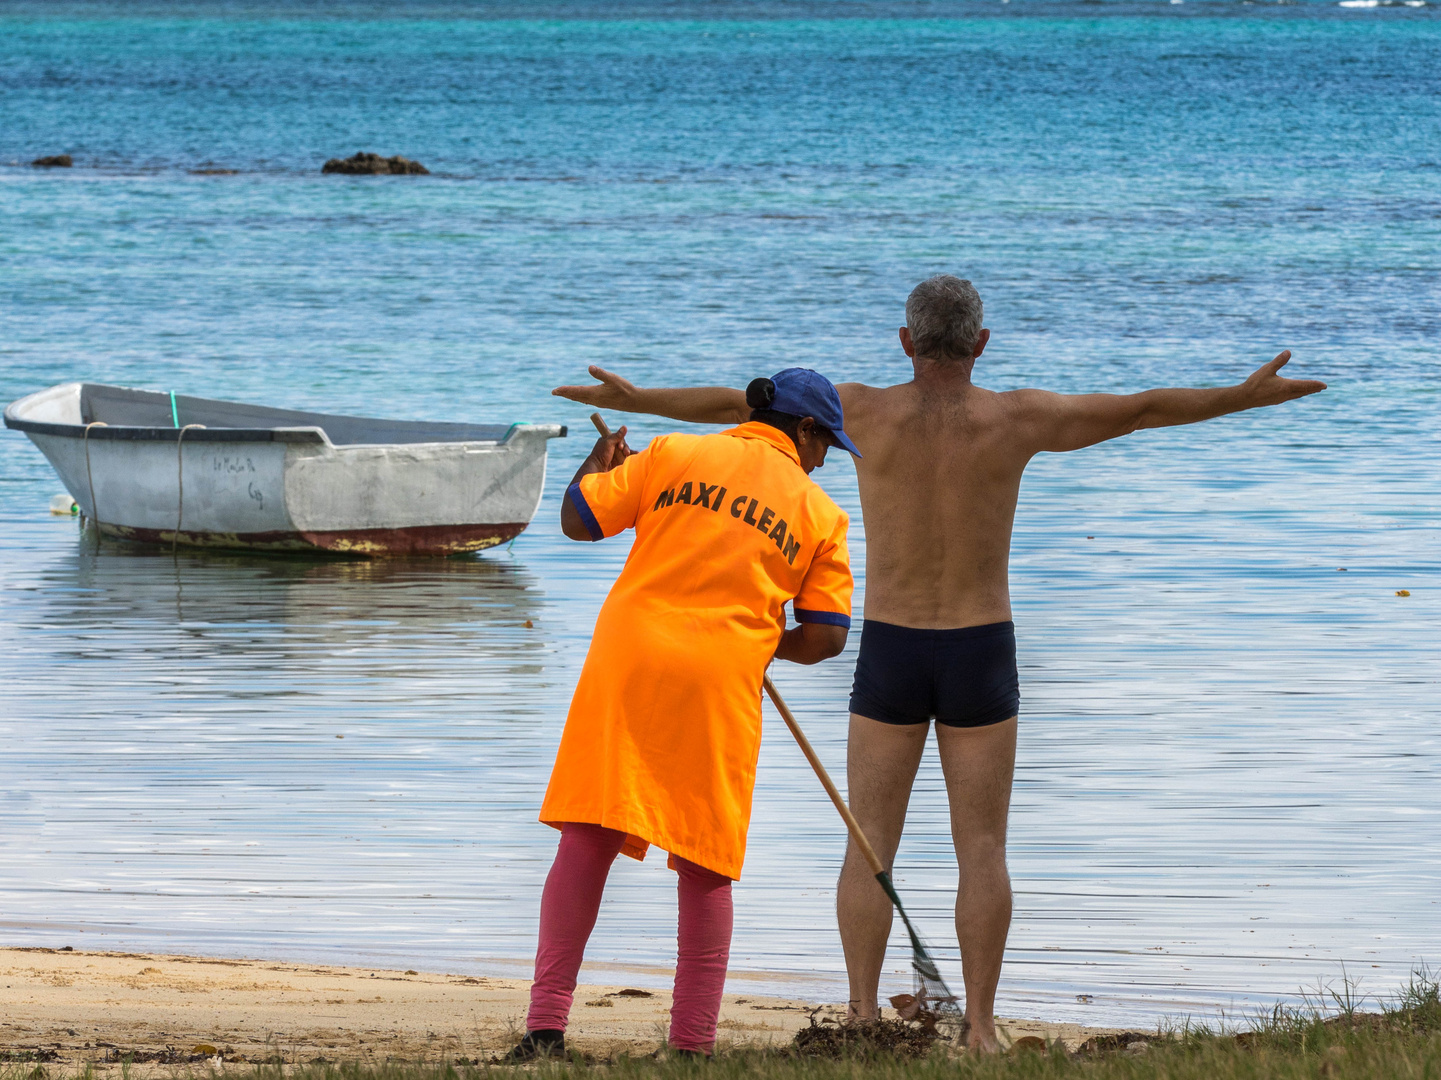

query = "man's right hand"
[
  {"left": 553, "top": 366, "right": 639, "bottom": 411},
  {"left": 1239, "top": 350, "right": 1328, "bottom": 408},
  {"left": 1014, "top": 349, "right": 1327, "bottom": 455}
]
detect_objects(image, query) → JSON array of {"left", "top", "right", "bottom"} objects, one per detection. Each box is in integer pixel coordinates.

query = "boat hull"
[
  {"left": 7, "top": 383, "right": 565, "bottom": 557},
  {"left": 94, "top": 521, "right": 528, "bottom": 556}
]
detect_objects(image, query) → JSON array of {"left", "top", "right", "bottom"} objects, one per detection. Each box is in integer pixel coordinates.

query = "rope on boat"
[
  {"left": 83, "top": 422, "right": 108, "bottom": 549},
  {"left": 170, "top": 390, "right": 180, "bottom": 428},
  {"left": 174, "top": 424, "right": 207, "bottom": 554}
]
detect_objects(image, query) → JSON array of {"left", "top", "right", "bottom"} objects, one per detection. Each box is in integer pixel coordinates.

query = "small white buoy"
[{"left": 50, "top": 493, "right": 77, "bottom": 515}]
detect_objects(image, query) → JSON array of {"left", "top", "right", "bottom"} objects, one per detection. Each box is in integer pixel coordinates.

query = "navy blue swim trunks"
[{"left": 849, "top": 619, "right": 1019, "bottom": 728}]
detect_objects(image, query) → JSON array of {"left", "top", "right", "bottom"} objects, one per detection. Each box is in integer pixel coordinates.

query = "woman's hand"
[
  {"left": 561, "top": 426, "right": 633, "bottom": 541},
  {"left": 585, "top": 426, "right": 633, "bottom": 472}
]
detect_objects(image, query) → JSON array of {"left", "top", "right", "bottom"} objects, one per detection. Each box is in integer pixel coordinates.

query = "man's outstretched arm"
[
  {"left": 553, "top": 365, "right": 749, "bottom": 424},
  {"left": 1013, "top": 351, "right": 1327, "bottom": 454}
]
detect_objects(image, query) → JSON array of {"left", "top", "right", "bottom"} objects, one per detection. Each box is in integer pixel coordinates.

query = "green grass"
[{"left": 9, "top": 973, "right": 1439, "bottom": 1080}]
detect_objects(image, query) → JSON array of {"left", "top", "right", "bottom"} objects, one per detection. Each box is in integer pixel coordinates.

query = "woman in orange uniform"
[{"left": 510, "top": 369, "right": 859, "bottom": 1060}]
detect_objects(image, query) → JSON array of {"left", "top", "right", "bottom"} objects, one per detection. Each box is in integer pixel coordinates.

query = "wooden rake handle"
[
  {"left": 590, "top": 411, "right": 886, "bottom": 878},
  {"left": 762, "top": 673, "right": 887, "bottom": 878}
]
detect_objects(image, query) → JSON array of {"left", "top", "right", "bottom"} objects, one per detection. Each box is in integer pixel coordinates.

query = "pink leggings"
[{"left": 526, "top": 823, "right": 733, "bottom": 1053}]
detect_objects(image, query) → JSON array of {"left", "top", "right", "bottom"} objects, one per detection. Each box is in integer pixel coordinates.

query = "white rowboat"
[{"left": 5, "top": 382, "right": 567, "bottom": 556}]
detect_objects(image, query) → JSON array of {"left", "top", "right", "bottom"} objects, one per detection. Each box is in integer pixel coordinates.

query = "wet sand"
[{"left": 0, "top": 947, "right": 1128, "bottom": 1068}]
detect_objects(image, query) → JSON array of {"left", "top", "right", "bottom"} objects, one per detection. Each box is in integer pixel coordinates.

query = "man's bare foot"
[{"left": 965, "top": 1017, "right": 1000, "bottom": 1054}]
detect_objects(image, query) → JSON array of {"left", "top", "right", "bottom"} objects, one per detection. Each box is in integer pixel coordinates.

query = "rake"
[{"left": 761, "top": 672, "right": 966, "bottom": 1040}]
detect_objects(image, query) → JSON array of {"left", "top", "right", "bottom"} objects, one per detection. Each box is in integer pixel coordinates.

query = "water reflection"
[
  {"left": 22, "top": 538, "right": 551, "bottom": 713},
  {"left": 48, "top": 535, "right": 544, "bottom": 634},
  {"left": 1, "top": 534, "right": 569, "bottom": 973}
]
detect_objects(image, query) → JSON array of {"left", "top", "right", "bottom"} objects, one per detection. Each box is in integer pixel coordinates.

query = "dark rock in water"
[
  {"left": 32, "top": 154, "right": 73, "bottom": 168},
  {"left": 190, "top": 169, "right": 240, "bottom": 176},
  {"left": 322, "top": 152, "right": 429, "bottom": 176}
]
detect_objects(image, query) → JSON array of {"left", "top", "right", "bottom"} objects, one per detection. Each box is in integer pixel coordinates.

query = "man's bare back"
[
  {"left": 552, "top": 278, "right": 1325, "bottom": 1050},
  {"left": 841, "top": 371, "right": 1025, "bottom": 630}
]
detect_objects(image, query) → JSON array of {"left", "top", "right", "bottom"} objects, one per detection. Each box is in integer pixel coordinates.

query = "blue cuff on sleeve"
[
  {"left": 566, "top": 481, "right": 604, "bottom": 542},
  {"left": 794, "top": 608, "right": 851, "bottom": 628}
]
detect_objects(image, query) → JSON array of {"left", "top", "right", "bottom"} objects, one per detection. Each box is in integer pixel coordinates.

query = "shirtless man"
[{"left": 552, "top": 275, "right": 1326, "bottom": 1050}]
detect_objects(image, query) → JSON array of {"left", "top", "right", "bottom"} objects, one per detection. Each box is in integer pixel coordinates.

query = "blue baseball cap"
[{"left": 769, "top": 367, "right": 862, "bottom": 458}]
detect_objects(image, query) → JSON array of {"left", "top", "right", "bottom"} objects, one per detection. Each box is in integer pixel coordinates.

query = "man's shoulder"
[
  {"left": 836, "top": 379, "right": 915, "bottom": 423},
  {"left": 840, "top": 378, "right": 1017, "bottom": 405},
  {"left": 841, "top": 378, "right": 1022, "bottom": 422},
  {"left": 837, "top": 379, "right": 908, "bottom": 401},
  {"left": 991, "top": 386, "right": 1064, "bottom": 418}
]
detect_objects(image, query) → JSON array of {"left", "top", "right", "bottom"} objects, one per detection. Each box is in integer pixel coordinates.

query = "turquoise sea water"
[{"left": 2, "top": 2, "right": 1438, "bottom": 1027}]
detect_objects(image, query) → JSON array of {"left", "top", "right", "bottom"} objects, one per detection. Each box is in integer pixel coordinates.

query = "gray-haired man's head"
[{"left": 905, "top": 275, "right": 984, "bottom": 363}]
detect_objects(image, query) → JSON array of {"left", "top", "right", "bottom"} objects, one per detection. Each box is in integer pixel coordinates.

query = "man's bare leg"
[
  {"left": 836, "top": 713, "right": 928, "bottom": 1021},
  {"left": 935, "top": 716, "right": 1017, "bottom": 1052}
]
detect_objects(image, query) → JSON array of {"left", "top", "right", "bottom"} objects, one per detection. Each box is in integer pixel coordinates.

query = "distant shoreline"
[{"left": 0, "top": 946, "right": 1125, "bottom": 1068}]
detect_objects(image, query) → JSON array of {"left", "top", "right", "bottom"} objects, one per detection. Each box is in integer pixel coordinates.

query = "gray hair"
[{"left": 905, "top": 275, "right": 984, "bottom": 362}]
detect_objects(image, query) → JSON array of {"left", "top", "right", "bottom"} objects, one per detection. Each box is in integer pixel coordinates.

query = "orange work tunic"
[{"left": 539, "top": 421, "right": 853, "bottom": 880}]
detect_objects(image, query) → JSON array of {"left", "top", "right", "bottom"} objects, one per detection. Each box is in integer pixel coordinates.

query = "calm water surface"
[{"left": 1, "top": 1, "right": 1438, "bottom": 1027}]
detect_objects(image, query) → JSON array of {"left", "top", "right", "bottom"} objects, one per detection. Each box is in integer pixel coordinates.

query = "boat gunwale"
[
  {"left": 4, "top": 412, "right": 567, "bottom": 448},
  {"left": 3, "top": 414, "right": 327, "bottom": 443}
]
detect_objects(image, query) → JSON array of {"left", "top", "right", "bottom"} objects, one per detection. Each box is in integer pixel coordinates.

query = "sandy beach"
[{"left": 0, "top": 947, "right": 1128, "bottom": 1068}]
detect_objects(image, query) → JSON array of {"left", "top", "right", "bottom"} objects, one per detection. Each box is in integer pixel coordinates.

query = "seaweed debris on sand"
[
  {"left": 1074, "top": 1031, "right": 1155, "bottom": 1056},
  {"left": 322, "top": 152, "right": 429, "bottom": 175},
  {"left": 791, "top": 1015, "right": 939, "bottom": 1059},
  {"left": 0, "top": 1049, "right": 60, "bottom": 1063}
]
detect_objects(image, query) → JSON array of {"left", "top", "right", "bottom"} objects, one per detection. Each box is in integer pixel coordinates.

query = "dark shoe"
[
  {"left": 671, "top": 1048, "right": 711, "bottom": 1060},
  {"left": 503, "top": 1029, "right": 566, "bottom": 1062}
]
